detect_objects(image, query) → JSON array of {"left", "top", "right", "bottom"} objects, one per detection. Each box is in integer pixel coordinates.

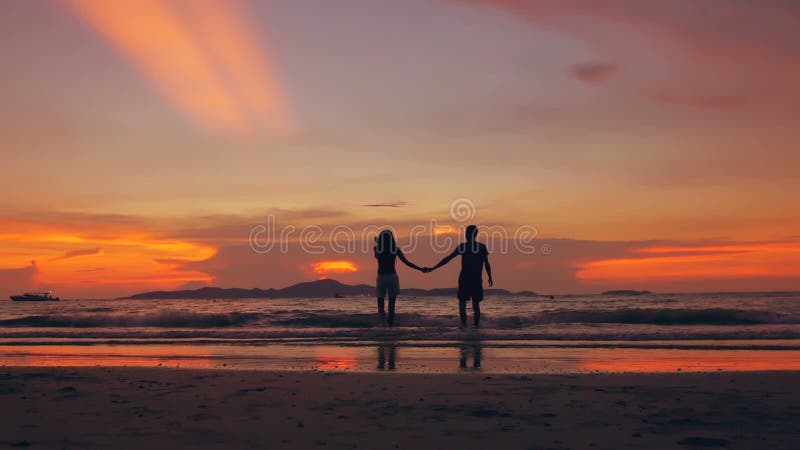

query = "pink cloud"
[{"left": 453, "top": 0, "right": 800, "bottom": 115}]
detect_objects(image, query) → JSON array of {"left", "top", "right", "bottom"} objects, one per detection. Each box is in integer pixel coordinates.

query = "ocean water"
[{"left": 1, "top": 292, "right": 800, "bottom": 372}]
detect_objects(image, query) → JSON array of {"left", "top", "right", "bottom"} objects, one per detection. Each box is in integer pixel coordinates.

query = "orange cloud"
[
  {"left": 576, "top": 241, "right": 800, "bottom": 282},
  {"left": 433, "top": 224, "right": 457, "bottom": 236},
  {"left": 64, "top": 0, "right": 292, "bottom": 136},
  {"left": 0, "top": 218, "right": 216, "bottom": 296},
  {"left": 312, "top": 260, "right": 359, "bottom": 275}
]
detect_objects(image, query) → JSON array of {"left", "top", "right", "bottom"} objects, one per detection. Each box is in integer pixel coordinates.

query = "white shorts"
[{"left": 376, "top": 274, "right": 399, "bottom": 298}]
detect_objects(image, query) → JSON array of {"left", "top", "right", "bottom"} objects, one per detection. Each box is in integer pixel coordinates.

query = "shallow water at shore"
[
  {"left": 3, "top": 292, "right": 800, "bottom": 373},
  {"left": 2, "top": 292, "right": 800, "bottom": 341}
]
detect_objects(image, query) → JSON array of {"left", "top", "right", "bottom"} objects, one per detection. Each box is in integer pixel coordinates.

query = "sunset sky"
[{"left": 1, "top": 0, "right": 799, "bottom": 298}]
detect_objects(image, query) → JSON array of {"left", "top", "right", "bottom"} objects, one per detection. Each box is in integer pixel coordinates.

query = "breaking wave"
[
  {"left": 275, "top": 312, "right": 452, "bottom": 328},
  {"left": 0, "top": 308, "right": 797, "bottom": 331},
  {"left": 492, "top": 308, "right": 800, "bottom": 327},
  {"left": 0, "top": 310, "right": 260, "bottom": 328},
  {"left": 273, "top": 308, "right": 798, "bottom": 328}
]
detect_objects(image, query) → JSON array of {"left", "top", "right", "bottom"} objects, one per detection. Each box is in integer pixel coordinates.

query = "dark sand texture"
[{"left": 1, "top": 368, "right": 798, "bottom": 449}]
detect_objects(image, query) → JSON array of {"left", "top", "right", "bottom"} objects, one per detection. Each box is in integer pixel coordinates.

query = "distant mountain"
[
  {"left": 602, "top": 290, "right": 652, "bottom": 296},
  {"left": 124, "top": 279, "right": 538, "bottom": 299}
]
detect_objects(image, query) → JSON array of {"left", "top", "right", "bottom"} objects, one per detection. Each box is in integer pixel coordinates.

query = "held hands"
[
  {"left": 488, "top": 278, "right": 494, "bottom": 287},
  {"left": 420, "top": 267, "right": 433, "bottom": 273}
]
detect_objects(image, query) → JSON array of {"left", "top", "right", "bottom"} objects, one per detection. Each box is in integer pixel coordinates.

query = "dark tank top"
[{"left": 376, "top": 250, "right": 399, "bottom": 275}]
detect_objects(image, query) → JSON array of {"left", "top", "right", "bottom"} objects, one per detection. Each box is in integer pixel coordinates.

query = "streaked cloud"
[
  {"left": 64, "top": 0, "right": 292, "bottom": 136},
  {"left": 75, "top": 267, "right": 106, "bottom": 273},
  {"left": 51, "top": 247, "right": 102, "bottom": 261},
  {"left": 362, "top": 202, "right": 408, "bottom": 208}
]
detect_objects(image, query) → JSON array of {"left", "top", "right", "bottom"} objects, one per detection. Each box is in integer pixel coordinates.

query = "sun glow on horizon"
[{"left": 312, "top": 260, "right": 359, "bottom": 276}]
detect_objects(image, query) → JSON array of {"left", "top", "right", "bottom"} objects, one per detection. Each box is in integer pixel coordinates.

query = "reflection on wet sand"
[
  {"left": 0, "top": 345, "right": 214, "bottom": 369},
  {"left": 577, "top": 348, "right": 800, "bottom": 372},
  {"left": 459, "top": 341, "right": 482, "bottom": 371},
  {"left": 375, "top": 342, "right": 483, "bottom": 372},
  {"left": 312, "top": 347, "right": 358, "bottom": 370},
  {"left": 2, "top": 343, "right": 800, "bottom": 374},
  {"left": 377, "top": 343, "right": 397, "bottom": 370}
]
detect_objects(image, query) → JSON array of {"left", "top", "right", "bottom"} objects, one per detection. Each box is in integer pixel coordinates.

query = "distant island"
[
  {"left": 602, "top": 290, "right": 652, "bottom": 296},
  {"left": 123, "top": 279, "right": 538, "bottom": 300}
]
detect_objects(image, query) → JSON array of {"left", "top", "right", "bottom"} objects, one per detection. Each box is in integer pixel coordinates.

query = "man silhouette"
[{"left": 426, "top": 225, "right": 493, "bottom": 327}]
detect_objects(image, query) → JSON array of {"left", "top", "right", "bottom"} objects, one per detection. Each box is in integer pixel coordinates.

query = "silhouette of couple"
[{"left": 373, "top": 225, "right": 493, "bottom": 327}]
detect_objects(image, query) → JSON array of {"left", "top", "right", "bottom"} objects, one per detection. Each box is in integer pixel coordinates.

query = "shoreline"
[
  {"left": 2, "top": 342, "right": 800, "bottom": 373},
  {"left": 1, "top": 366, "right": 798, "bottom": 449}
]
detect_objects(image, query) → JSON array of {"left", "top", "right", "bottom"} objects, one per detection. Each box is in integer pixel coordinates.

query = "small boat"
[
  {"left": 334, "top": 293, "right": 346, "bottom": 298},
  {"left": 10, "top": 291, "right": 60, "bottom": 302}
]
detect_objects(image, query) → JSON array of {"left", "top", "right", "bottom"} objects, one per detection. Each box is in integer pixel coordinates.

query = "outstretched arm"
[
  {"left": 430, "top": 248, "right": 459, "bottom": 271},
  {"left": 484, "top": 252, "right": 493, "bottom": 287},
  {"left": 397, "top": 250, "right": 424, "bottom": 272}
]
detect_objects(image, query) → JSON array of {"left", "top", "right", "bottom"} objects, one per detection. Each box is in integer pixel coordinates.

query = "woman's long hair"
[{"left": 376, "top": 230, "right": 398, "bottom": 255}]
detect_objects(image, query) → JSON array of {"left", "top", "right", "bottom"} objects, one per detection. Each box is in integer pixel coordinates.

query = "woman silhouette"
[{"left": 373, "top": 230, "right": 424, "bottom": 326}]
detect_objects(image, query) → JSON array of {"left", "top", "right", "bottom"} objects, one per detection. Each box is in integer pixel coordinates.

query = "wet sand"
[{"left": 1, "top": 367, "right": 798, "bottom": 449}]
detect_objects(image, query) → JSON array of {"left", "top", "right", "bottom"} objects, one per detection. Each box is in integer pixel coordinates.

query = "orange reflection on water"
[
  {"left": 577, "top": 349, "right": 800, "bottom": 373},
  {"left": 312, "top": 347, "right": 358, "bottom": 371},
  {"left": 0, "top": 345, "right": 214, "bottom": 369}
]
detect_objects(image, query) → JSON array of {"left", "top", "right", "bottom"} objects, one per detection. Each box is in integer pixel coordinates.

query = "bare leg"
[
  {"left": 458, "top": 299, "right": 468, "bottom": 327},
  {"left": 377, "top": 297, "right": 386, "bottom": 326},
  {"left": 387, "top": 297, "right": 397, "bottom": 327},
  {"left": 472, "top": 298, "right": 481, "bottom": 327}
]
